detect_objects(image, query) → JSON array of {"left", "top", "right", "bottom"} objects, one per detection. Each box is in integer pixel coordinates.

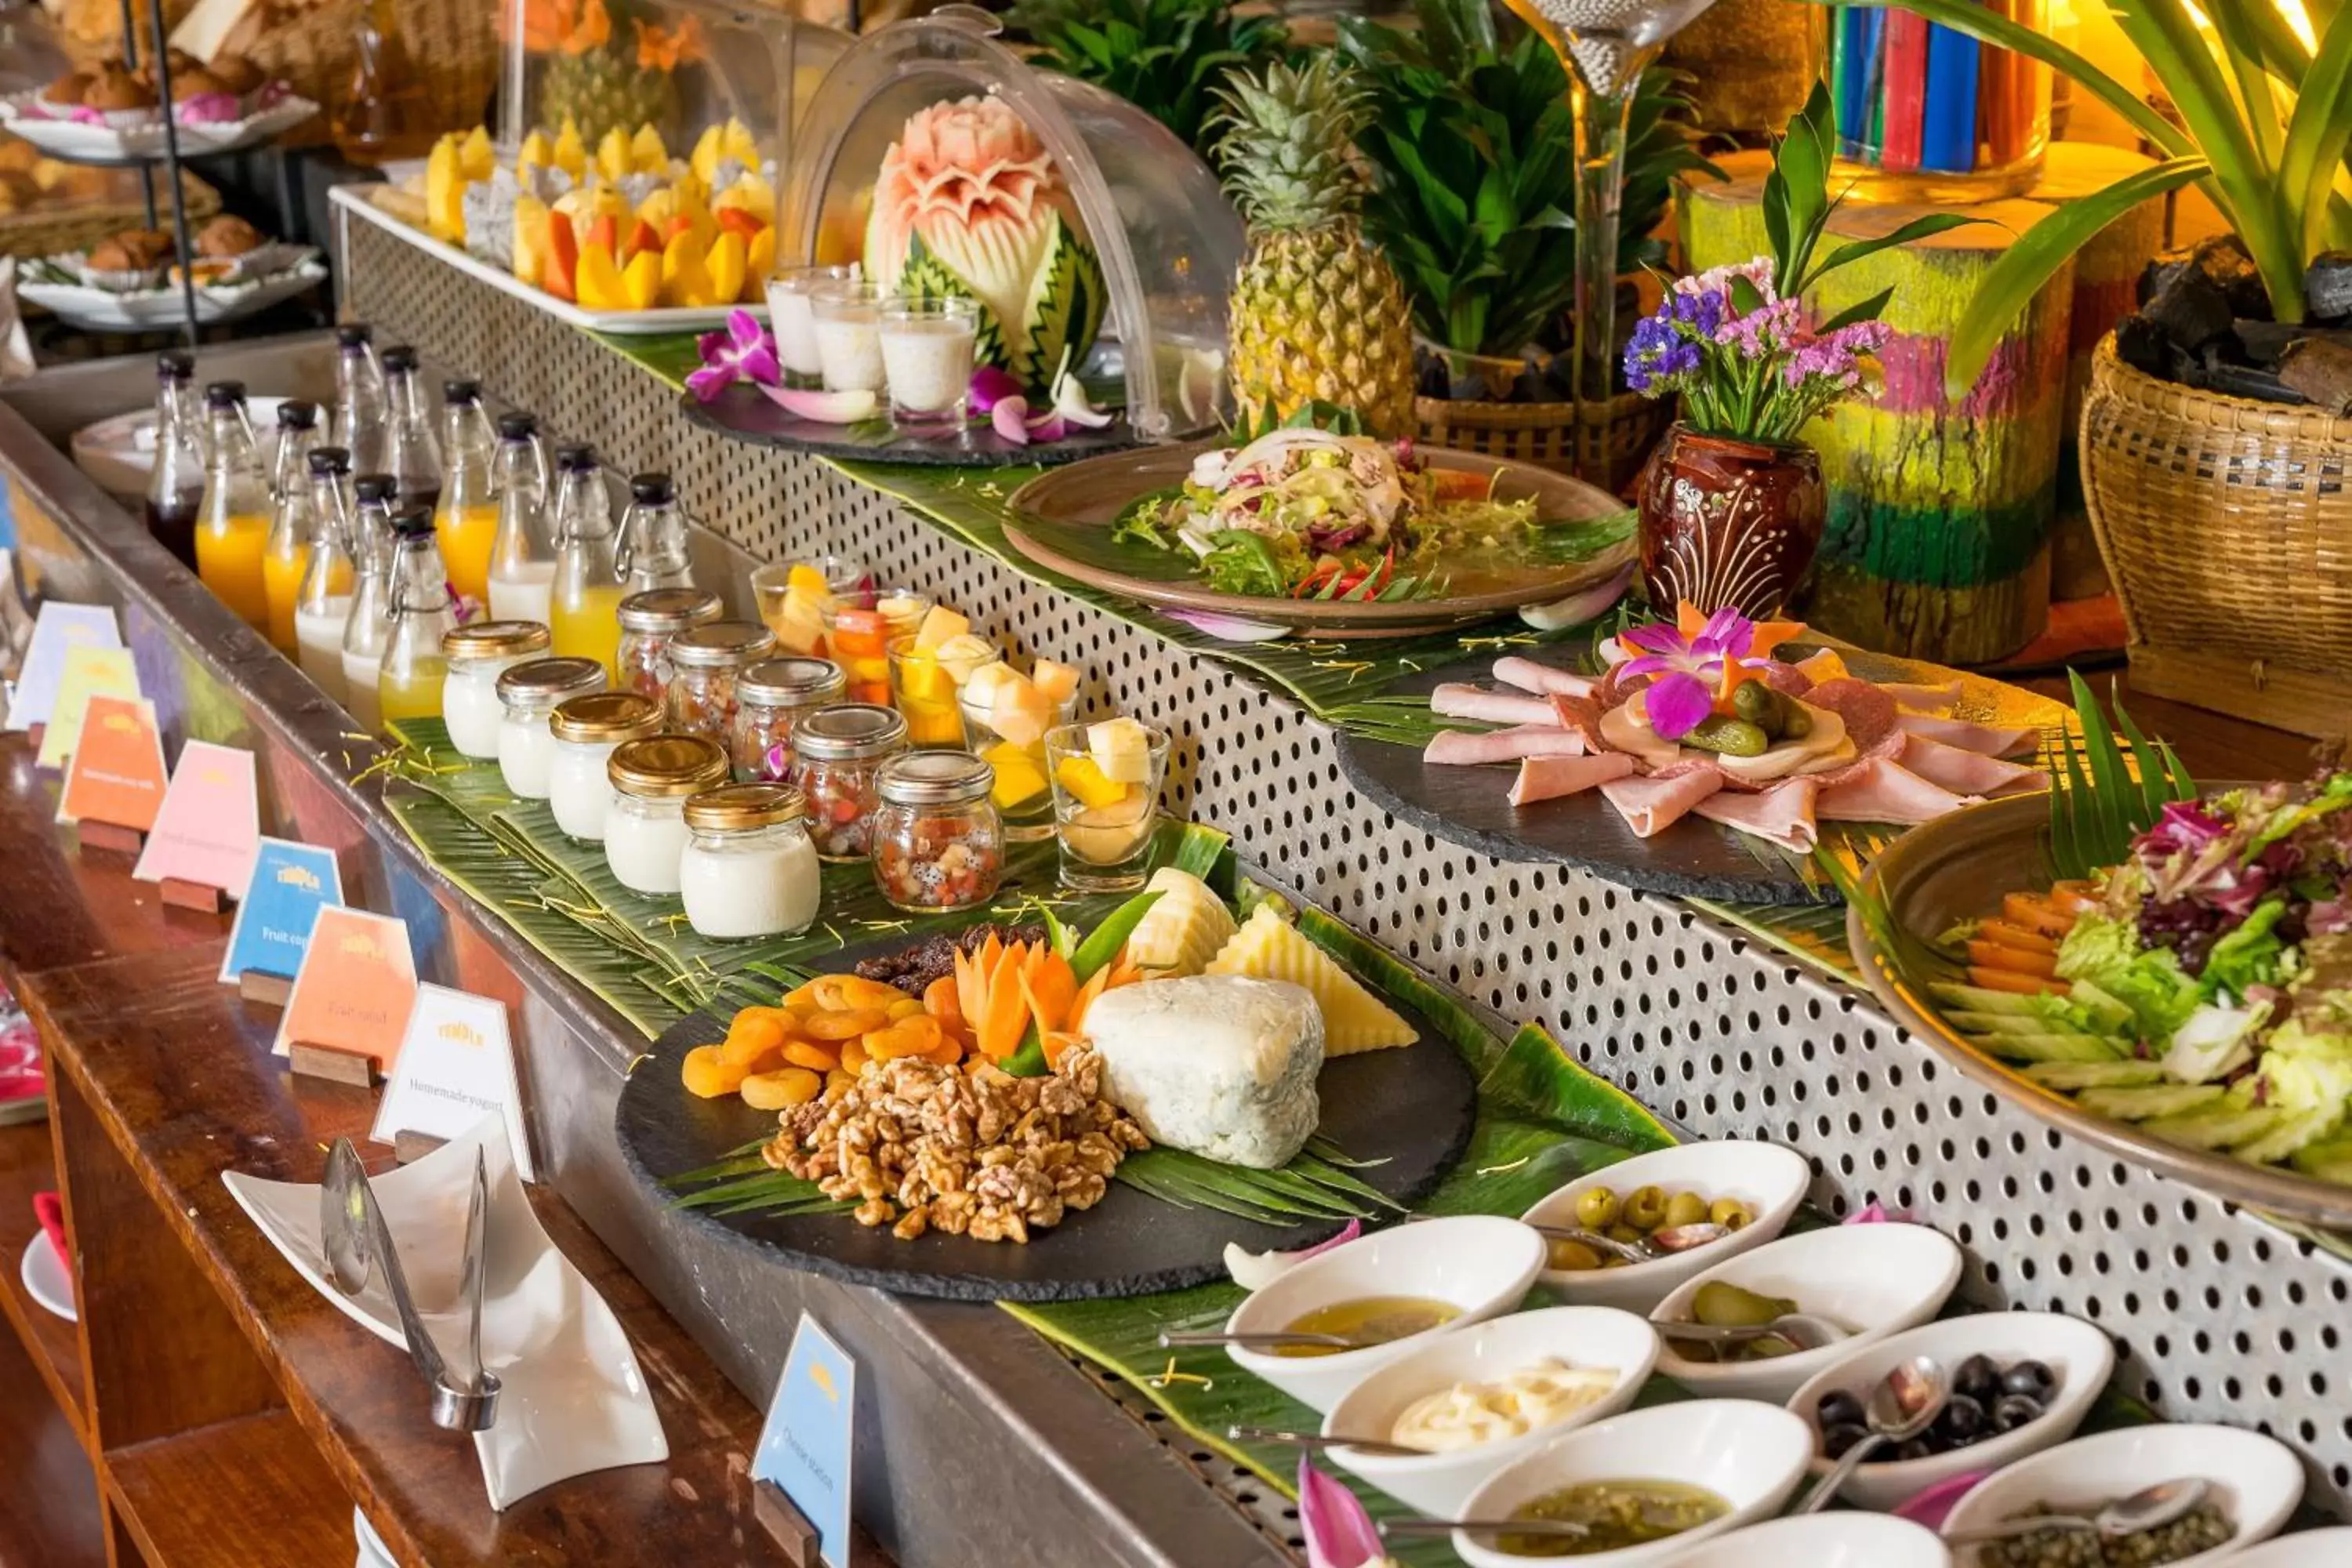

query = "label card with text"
[
  {"left": 5, "top": 603, "right": 120, "bottom": 731},
  {"left": 370, "top": 984, "right": 534, "bottom": 1181},
  {"left": 56, "top": 695, "right": 169, "bottom": 830},
  {"left": 37, "top": 644, "right": 140, "bottom": 768},
  {"left": 753, "top": 1312, "right": 857, "bottom": 1568},
  {"left": 133, "top": 740, "right": 261, "bottom": 895},
  {"left": 272, "top": 906, "right": 418, "bottom": 1069},
  {"left": 218, "top": 838, "right": 344, "bottom": 985}
]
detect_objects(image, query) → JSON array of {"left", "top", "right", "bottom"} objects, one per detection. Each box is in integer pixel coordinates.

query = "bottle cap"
[
  {"left": 443, "top": 620, "right": 552, "bottom": 659},
  {"left": 496, "top": 411, "right": 538, "bottom": 440},
  {"left": 391, "top": 506, "right": 436, "bottom": 539},
  {"left": 335, "top": 323, "right": 373, "bottom": 348},
  {"left": 307, "top": 445, "right": 351, "bottom": 476},
  {"left": 554, "top": 443, "right": 596, "bottom": 472},
  {"left": 203, "top": 379, "right": 245, "bottom": 408},
  {"left": 608, "top": 735, "right": 731, "bottom": 799},
  {"left": 444, "top": 378, "right": 481, "bottom": 404},
  {"left": 877, "top": 750, "right": 993, "bottom": 808},
  {"left": 157, "top": 350, "right": 192, "bottom": 378},
  {"left": 354, "top": 474, "right": 396, "bottom": 504},
  {"left": 381, "top": 345, "right": 418, "bottom": 373},
  {"left": 616, "top": 588, "right": 724, "bottom": 634},
  {"left": 630, "top": 473, "right": 675, "bottom": 504},
  {"left": 550, "top": 691, "right": 663, "bottom": 745},
  {"left": 277, "top": 399, "right": 318, "bottom": 429},
  {"left": 668, "top": 621, "right": 778, "bottom": 668}
]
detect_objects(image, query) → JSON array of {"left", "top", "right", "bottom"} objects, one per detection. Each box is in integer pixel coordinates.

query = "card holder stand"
[
  {"left": 236, "top": 971, "right": 295, "bottom": 1007},
  {"left": 287, "top": 1041, "right": 379, "bottom": 1088},
  {"left": 75, "top": 821, "right": 147, "bottom": 856},
  {"left": 753, "top": 1479, "right": 822, "bottom": 1567},
  {"left": 161, "top": 877, "right": 228, "bottom": 914}
]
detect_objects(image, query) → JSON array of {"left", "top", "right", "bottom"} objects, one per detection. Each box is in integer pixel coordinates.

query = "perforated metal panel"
[{"left": 349, "top": 226, "right": 2352, "bottom": 1530}]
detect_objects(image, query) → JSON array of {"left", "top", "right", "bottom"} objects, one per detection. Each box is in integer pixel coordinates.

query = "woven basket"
[
  {"left": 0, "top": 171, "right": 223, "bottom": 260},
  {"left": 2079, "top": 332, "right": 2352, "bottom": 737},
  {"left": 1415, "top": 390, "right": 1673, "bottom": 499}
]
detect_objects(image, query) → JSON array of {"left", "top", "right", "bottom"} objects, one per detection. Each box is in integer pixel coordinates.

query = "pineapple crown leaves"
[
  {"left": 1226, "top": 397, "right": 1368, "bottom": 443},
  {"left": 1004, "top": 0, "right": 1288, "bottom": 158},
  {"left": 1204, "top": 55, "right": 1381, "bottom": 232},
  {"left": 1336, "top": 0, "right": 1721, "bottom": 357}
]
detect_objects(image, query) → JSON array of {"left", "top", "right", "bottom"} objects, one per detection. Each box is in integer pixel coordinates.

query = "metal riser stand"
[{"left": 344, "top": 223, "right": 2352, "bottom": 1534}]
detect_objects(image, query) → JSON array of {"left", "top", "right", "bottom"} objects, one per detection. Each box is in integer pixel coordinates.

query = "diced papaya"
[
  {"left": 715, "top": 205, "right": 765, "bottom": 241},
  {"left": 2002, "top": 893, "right": 2074, "bottom": 939},
  {"left": 1976, "top": 918, "right": 2058, "bottom": 955},
  {"left": 1967, "top": 966, "right": 2071, "bottom": 996},
  {"left": 740, "top": 1067, "right": 824, "bottom": 1110},
  {"left": 681, "top": 1044, "right": 748, "bottom": 1098},
  {"left": 543, "top": 219, "right": 579, "bottom": 301},
  {"left": 624, "top": 217, "right": 662, "bottom": 260},
  {"left": 1967, "top": 940, "right": 2060, "bottom": 978},
  {"left": 586, "top": 212, "right": 621, "bottom": 257}
]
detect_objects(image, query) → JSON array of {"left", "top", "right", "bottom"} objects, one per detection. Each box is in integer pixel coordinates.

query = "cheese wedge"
[{"left": 1204, "top": 905, "right": 1415, "bottom": 1054}]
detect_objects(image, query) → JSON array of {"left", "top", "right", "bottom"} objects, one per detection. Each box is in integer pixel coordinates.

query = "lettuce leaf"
[
  {"left": 2056, "top": 911, "right": 2201, "bottom": 1044},
  {"left": 2257, "top": 1018, "right": 2352, "bottom": 1124},
  {"left": 2204, "top": 897, "right": 2292, "bottom": 1001}
]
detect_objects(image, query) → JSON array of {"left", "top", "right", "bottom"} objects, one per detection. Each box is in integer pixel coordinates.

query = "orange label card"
[
  {"left": 133, "top": 740, "right": 260, "bottom": 896},
  {"left": 272, "top": 906, "right": 419, "bottom": 1069},
  {"left": 56, "top": 694, "right": 169, "bottom": 830}
]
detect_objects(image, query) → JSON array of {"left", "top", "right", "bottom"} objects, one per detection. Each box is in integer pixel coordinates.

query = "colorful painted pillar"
[{"left": 1679, "top": 150, "right": 2088, "bottom": 664}]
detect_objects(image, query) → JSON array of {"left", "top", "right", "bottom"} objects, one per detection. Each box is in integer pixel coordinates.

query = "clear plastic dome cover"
[
  {"left": 498, "top": 0, "right": 851, "bottom": 165},
  {"left": 778, "top": 7, "right": 1242, "bottom": 438}
]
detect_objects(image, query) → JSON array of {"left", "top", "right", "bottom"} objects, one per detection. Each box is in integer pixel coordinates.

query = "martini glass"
[{"left": 1504, "top": 0, "right": 1722, "bottom": 441}]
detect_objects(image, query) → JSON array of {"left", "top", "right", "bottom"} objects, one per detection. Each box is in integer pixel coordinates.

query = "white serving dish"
[
  {"left": 1786, "top": 1312, "right": 2116, "bottom": 1512},
  {"left": 2221, "top": 1528, "right": 2352, "bottom": 1565},
  {"left": 1665, "top": 1512, "right": 1954, "bottom": 1567},
  {"left": 20, "top": 257, "right": 326, "bottom": 331},
  {"left": 1940, "top": 1424, "right": 2303, "bottom": 1567},
  {"left": 330, "top": 183, "right": 764, "bottom": 337},
  {"left": 0, "top": 90, "right": 318, "bottom": 160},
  {"left": 1319, "top": 1305, "right": 1660, "bottom": 1515},
  {"left": 72, "top": 397, "right": 291, "bottom": 498},
  {"left": 223, "top": 1114, "right": 668, "bottom": 1509},
  {"left": 1454, "top": 1399, "right": 1815, "bottom": 1568},
  {"left": 1521, "top": 1141, "right": 1811, "bottom": 1312},
  {"left": 352, "top": 1506, "right": 395, "bottom": 1568},
  {"left": 1222, "top": 1215, "right": 1545, "bottom": 1414},
  {"left": 1650, "top": 1222, "right": 1964, "bottom": 1402},
  {"left": 20, "top": 1236, "right": 74, "bottom": 1321}
]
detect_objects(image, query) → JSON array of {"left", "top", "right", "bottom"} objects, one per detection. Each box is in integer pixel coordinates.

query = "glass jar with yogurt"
[
  {"left": 791, "top": 703, "right": 907, "bottom": 862},
  {"left": 439, "top": 620, "right": 550, "bottom": 758},
  {"left": 879, "top": 296, "right": 979, "bottom": 432},
  {"left": 871, "top": 751, "right": 1004, "bottom": 914},
  {"left": 546, "top": 691, "right": 662, "bottom": 841},
  {"left": 604, "top": 734, "right": 731, "bottom": 895},
  {"left": 615, "top": 587, "right": 723, "bottom": 704},
  {"left": 730, "top": 656, "right": 845, "bottom": 782},
  {"left": 679, "top": 782, "right": 822, "bottom": 940},
  {"left": 765, "top": 264, "right": 859, "bottom": 390},
  {"left": 665, "top": 620, "right": 778, "bottom": 746},
  {"left": 810, "top": 279, "right": 887, "bottom": 395},
  {"left": 495, "top": 656, "right": 607, "bottom": 799}
]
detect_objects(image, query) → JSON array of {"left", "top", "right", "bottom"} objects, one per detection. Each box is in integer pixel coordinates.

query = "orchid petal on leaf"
[
  {"left": 688, "top": 307, "right": 779, "bottom": 401},
  {"left": 991, "top": 397, "right": 1033, "bottom": 445},
  {"left": 1298, "top": 1458, "right": 1391, "bottom": 1568},
  {"left": 969, "top": 365, "right": 1024, "bottom": 415}
]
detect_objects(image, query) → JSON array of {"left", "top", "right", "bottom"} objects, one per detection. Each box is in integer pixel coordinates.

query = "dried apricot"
[
  {"left": 720, "top": 1011, "right": 787, "bottom": 1069},
  {"left": 922, "top": 974, "right": 964, "bottom": 1030},
  {"left": 838, "top": 1036, "right": 869, "bottom": 1073},
  {"left": 803, "top": 1006, "right": 889, "bottom": 1041},
  {"left": 681, "top": 1044, "right": 747, "bottom": 1099},
  {"left": 884, "top": 996, "right": 927, "bottom": 1022},
  {"left": 740, "top": 1067, "right": 824, "bottom": 1110},
  {"left": 863, "top": 1015, "right": 943, "bottom": 1060},
  {"left": 782, "top": 1039, "right": 839, "bottom": 1073}
]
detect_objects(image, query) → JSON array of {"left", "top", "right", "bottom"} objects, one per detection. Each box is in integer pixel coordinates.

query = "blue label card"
[
  {"left": 753, "top": 1312, "right": 857, "bottom": 1568},
  {"left": 6, "top": 602, "right": 121, "bottom": 731},
  {"left": 369, "top": 984, "right": 535, "bottom": 1182},
  {"left": 218, "top": 838, "right": 345, "bottom": 984}
]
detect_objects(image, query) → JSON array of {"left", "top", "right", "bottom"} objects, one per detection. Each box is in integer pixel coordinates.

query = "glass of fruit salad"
[
  {"left": 754, "top": 554, "right": 867, "bottom": 656},
  {"left": 1045, "top": 717, "right": 1167, "bottom": 891},
  {"left": 960, "top": 658, "right": 1083, "bottom": 841},
  {"left": 822, "top": 586, "right": 932, "bottom": 705}
]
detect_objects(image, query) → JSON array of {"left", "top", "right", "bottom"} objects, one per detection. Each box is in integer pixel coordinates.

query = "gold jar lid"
[
  {"left": 617, "top": 588, "right": 724, "bottom": 634},
  {"left": 668, "top": 620, "right": 779, "bottom": 668},
  {"left": 683, "top": 782, "right": 807, "bottom": 832},
  {"left": 606, "top": 734, "right": 731, "bottom": 798},
  {"left": 495, "top": 656, "right": 607, "bottom": 706},
  {"left": 550, "top": 691, "right": 663, "bottom": 743},
  {"left": 442, "top": 619, "right": 551, "bottom": 660},
  {"left": 791, "top": 702, "right": 907, "bottom": 761},
  {"left": 739, "top": 656, "right": 846, "bottom": 708}
]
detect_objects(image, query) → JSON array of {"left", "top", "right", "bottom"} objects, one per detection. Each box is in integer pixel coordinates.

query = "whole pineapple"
[
  {"left": 1206, "top": 58, "right": 1417, "bottom": 437},
  {"left": 541, "top": 46, "right": 677, "bottom": 147}
]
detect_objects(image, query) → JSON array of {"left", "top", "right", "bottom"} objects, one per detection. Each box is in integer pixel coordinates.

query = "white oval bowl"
[
  {"left": 1320, "top": 1305, "right": 1661, "bottom": 1516},
  {"left": 1786, "top": 1312, "right": 2116, "bottom": 1512},
  {"left": 1454, "top": 1399, "right": 1815, "bottom": 1568},
  {"left": 1521, "top": 1142, "right": 1812, "bottom": 1312},
  {"left": 1940, "top": 1424, "right": 2303, "bottom": 1567},
  {"left": 2220, "top": 1527, "right": 2352, "bottom": 1566},
  {"left": 1651, "top": 1222, "right": 1965, "bottom": 1403},
  {"left": 1664, "top": 1512, "right": 1954, "bottom": 1568},
  {"left": 1223, "top": 1216, "right": 1546, "bottom": 1414}
]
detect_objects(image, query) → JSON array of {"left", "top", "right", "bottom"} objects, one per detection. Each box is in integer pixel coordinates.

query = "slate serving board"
[
  {"left": 681, "top": 381, "right": 1142, "bottom": 469},
  {"left": 1336, "top": 642, "right": 2072, "bottom": 907},
  {"left": 613, "top": 936, "right": 1479, "bottom": 1302}
]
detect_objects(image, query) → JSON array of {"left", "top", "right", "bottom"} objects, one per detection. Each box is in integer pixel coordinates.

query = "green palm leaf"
[
  {"left": 2045, "top": 672, "right": 2201, "bottom": 881},
  {"left": 2280, "top": 9, "right": 2352, "bottom": 254}
]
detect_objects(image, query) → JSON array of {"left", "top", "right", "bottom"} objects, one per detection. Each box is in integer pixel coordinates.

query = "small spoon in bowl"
[
  {"left": 1228, "top": 1424, "right": 1425, "bottom": 1457},
  {"left": 1536, "top": 1221, "right": 1730, "bottom": 1263},
  {"left": 1159, "top": 1329, "right": 1370, "bottom": 1351},
  {"left": 1378, "top": 1516, "right": 1596, "bottom": 1542},
  {"left": 1653, "top": 1312, "right": 1849, "bottom": 1352},
  {"left": 1944, "top": 1479, "right": 2212, "bottom": 1547},
  {"left": 1798, "top": 1354, "right": 1954, "bottom": 1513}
]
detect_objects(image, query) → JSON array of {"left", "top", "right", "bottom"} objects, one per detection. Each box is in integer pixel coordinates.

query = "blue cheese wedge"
[{"left": 1082, "top": 975, "right": 1323, "bottom": 1169}]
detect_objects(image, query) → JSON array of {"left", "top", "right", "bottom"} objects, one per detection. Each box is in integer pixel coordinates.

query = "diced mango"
[
  {"left": 458, "top": 124, "right": 495, "bottom": 180},
  {"left": 622, "top": 248, "right": 661, "bottom": 310},
  {"left": 595, "top": 125, "right": 633, "bottom": 184},
  {"left": 552, "top": 118, "right": 587, "bottom": 179},
  {"left": 517, "top": 129, "right": 554, "bottom": 171},
  {"left": 706, "top": 230, "right": 748, "bottom": 309},
  {"left": 983, "top": 741, "right": 1047, "bottom": 808},
  {"left": 630, "top": 122, "right": 668, "bottom": 175},
  {"left": 745, "top": 227, "right": 775, "bottom": 299},
  {"left": 575, "top": 241, "right": 626, "bottom": 311},
  {"left": 1054, "top": 753, "right": 1127, "bottom": 811},
  {"left": 661, "top": 229, "right": 712, "bottom": 308},
  {"left": 913, "top": 605, "right": 970, "bottom": 653}
]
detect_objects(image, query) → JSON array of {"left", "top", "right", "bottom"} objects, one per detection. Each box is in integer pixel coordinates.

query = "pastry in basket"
[
  {"left": 208, "top": 53, "right": 266, "bottom": 95},
  {"left": 81, "top": 65, "right": 158, "bottom": 113},
  {"left": 39, "top": 71, "right": 90, "bottom": 112},
  {"left": 167, "top": 215, "right": 272, "bottom": 285},
  {"left": 170, "top": 66, "right": 231, "bottom": 99}
]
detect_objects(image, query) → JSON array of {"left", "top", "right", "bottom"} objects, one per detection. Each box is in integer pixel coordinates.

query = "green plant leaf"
[
  {"left": 1817, "top": 212, "right": 1992, "bottom": 283},
  {"left": 1946, "top": 157, "right": 2210, "bottom": 397},
  {"left": 2280, "top": 5, "right": 2352, "bottom": 254},
  {"left": 1817, "top": 284, "right": 1896, "bottom": 334}
]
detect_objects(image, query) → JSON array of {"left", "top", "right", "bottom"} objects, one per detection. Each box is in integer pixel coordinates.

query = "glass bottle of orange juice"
[
  {"left": 434, "top": 378, "right": 499, "bottom": 608},
  {"left": 260, "top": 401, "right": 322, "bottom": 655},
  {"left": 548, "top": 445, "right": 626, "bottom": 679},
  {"left": 195, "top": 382, "right": 272, "bottom": 633},
  {"left": 377, "top": 508, "right": 457, "bottom": 724}
]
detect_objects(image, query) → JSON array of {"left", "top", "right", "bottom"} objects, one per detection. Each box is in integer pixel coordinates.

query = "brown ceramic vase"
[{"left": 1635, "top": 423, "right": 1826, "bottom": 617}]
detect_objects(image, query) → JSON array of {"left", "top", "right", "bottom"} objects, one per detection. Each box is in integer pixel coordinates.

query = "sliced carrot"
[
  {"left": 1023, "top": 949, "right": 1078, "bottom": 1033},
  {"left": 1976, "top": 918, "right": 2057, "bottom": 955},
  {"left": 953, "top": 947, "right": 982, "bottom": 1036},
  {"left": 1040, "top": 1030, "right": 1082, "bottom": 1069},
  {"left": 975, "top": 946, "right": 1030, "bottom": 1060},
  {"left": 1066, "top": 966, "right": 1113, "bottom": 1036},
  {"left": 924, "top": 973, "right": 965, "bottom": 1032},
  {"left": 1675, "top": 601, "right": 1709, "bottom": 640},
  {"left": 1968, "top": 940, "right": 2059, "bottom": 978},
  {"left": 2049, "top": 886, "right": 2100, "bottom": 918},
  {"left": 1968, "top": 966, "right": 2071, "bottom": 996},
  {"left": 2002, "top": 893, "right": 2074, "bottom": 939}
]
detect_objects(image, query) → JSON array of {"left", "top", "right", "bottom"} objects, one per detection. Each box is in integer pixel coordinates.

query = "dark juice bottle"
[
  {"left": 145, "top": 350, "right": 205, "bottom": 569},
  {"left": 144, "top": 493, "right": 202, "bottom": 568}
]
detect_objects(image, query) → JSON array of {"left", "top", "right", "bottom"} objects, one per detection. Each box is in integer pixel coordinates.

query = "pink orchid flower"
[
  {"left": 687, "top": 308, "right": 779, "bottom": 402},
  {"left": 1298, "top": 1458, "right": 1391, "bottom": 1568},
  {"left": 1613, "top": 607, "right": 1768, "bottom": 741}
]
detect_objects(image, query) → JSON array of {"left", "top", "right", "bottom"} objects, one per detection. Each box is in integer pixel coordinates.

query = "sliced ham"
[
  {"left": 1896, "top": 710, "right": 2040, "bottom": 757},
  {"left": 1695, "top": 776, "right": 1821, "bottom": 852},
  {"left": 1881, "top": 680, "right": 1963, "bottom": 713},
  {"left": 1816, "top": 758, "right": 1980, "bottom": 823},
  {"left": 1430, "top": 684, "right": 1559, "bottom": 727},
  {"left": 1425, "top": 724, "right": 1588, "bottom": 766},
  {"left": 1492, "top": 656, "right": 1598, "bottom": 699},
  {"left": 1600, "top": 768, "right": 1726, "bottom": 837},
  {"left": 1508, "top": 752, "right": 1636, "bottom": 807},
  {"left": 1900, "top": 734, "right": 2050, "bottom": 797}
]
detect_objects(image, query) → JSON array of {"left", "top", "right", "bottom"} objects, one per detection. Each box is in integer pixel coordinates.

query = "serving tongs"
[{"left": 322, "top": 1138, "right": 503, "bottom": 1432}]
